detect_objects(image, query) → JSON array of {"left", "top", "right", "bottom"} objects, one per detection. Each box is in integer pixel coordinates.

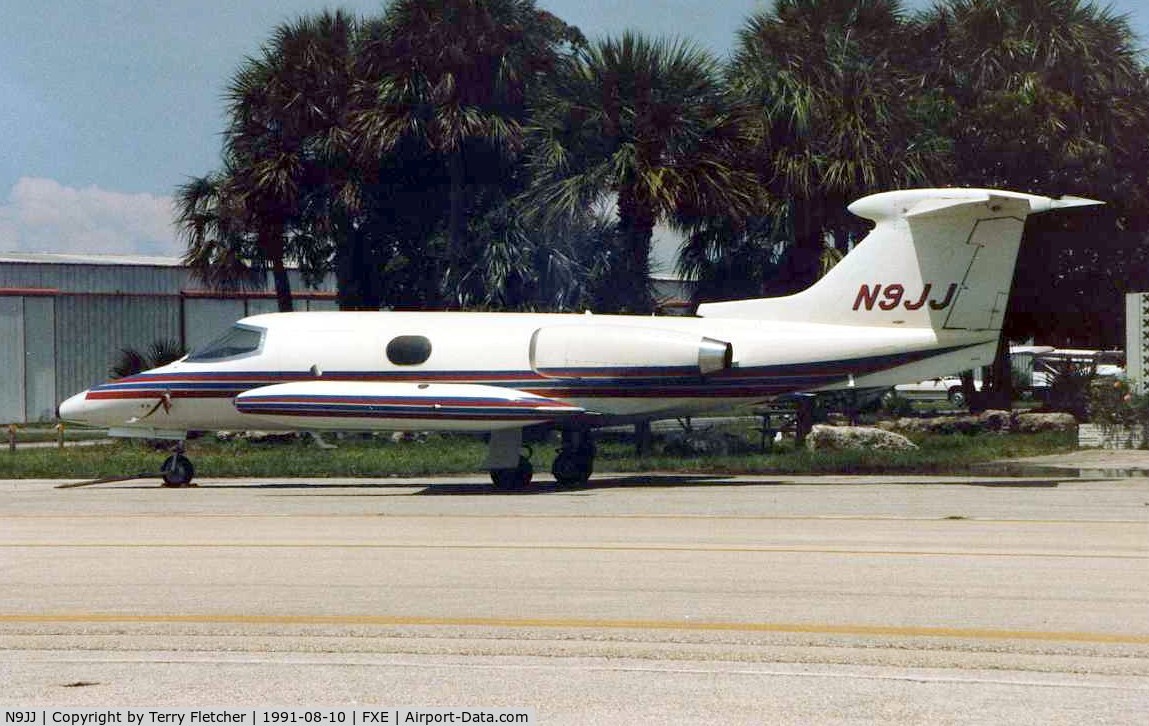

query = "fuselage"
[{"left": 59, "top": 309, "right": 996, "bottom": 435}]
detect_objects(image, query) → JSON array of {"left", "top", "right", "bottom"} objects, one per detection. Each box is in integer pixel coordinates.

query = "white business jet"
[{"left": 58, "top": 188, "right": 1098, "bottom": 488}]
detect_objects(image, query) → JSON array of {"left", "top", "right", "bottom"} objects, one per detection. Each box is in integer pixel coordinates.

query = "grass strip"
[{"left": 0, "top": 429, "right": 1076, "bottom": 480}]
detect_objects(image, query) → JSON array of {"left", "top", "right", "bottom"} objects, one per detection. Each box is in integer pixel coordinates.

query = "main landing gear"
[
  {"left": 489, "top": 453, "right": 534, "bottom": 491},
  {"left": 551, "top": 429, "right": 595, "bottom": 488},
  {"left": 486, "top": 428, "right": 534, "bottom": 491},
  {"left": 485, "top": 428, "right": 597, "bottom": 492}
]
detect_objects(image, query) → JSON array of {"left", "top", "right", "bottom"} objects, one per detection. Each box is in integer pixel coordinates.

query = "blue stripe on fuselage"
[{"left": 90, "top": 344, "right": 975, "bottom": 402}]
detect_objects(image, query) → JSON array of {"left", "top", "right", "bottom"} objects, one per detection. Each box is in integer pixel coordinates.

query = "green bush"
[{"left": 1089, "top": 378, "right": 1149, "bottom": 448}]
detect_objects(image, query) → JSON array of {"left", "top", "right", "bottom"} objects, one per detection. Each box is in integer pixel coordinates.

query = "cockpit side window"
[
  {"left": 386, "top": 335, "right": 432, "bottom": 366},
  {"left": 186, "top": 324, "right": 265, "bottom": 362}
]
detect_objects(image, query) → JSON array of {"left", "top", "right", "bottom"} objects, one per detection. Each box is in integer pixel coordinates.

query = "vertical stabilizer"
[{"left": 697, "top": 188, "right": 1100, "bottom": 331}]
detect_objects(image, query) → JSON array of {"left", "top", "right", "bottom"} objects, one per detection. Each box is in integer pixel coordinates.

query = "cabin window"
[
  {"left": 386, "top": 335, "right": 432, "bottom": 366},
  {"left": 186, "top": 324, "right": 264, "bottom": 362}
]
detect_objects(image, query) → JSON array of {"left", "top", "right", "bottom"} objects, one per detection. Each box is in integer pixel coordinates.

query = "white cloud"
[{"left": 0, "top": 177, "right": 180, "bottom": 257}]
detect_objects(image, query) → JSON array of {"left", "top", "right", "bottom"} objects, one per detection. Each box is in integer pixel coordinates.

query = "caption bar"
[{"left": 3, "top": 711, "right": 534, "bottom": 726}]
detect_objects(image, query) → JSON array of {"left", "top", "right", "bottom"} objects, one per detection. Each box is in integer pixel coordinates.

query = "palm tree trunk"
[
  {"left": 616, "top": 184, "right": 656, "bottom": 314},
  {"left": 763, "top": 200, "right": 822, "bottom": 297},
  {"left": 987, "top": 335, "right": 1014, "bottom": 410},
  {"left": 271, "top": 256, "right": 294, "bottom": 313},
  {"left": 260, "top": 228, "right": 294, "bottom": 312},
  {"left": 335, "top": 226, "right": 385, "bottom": 311}
]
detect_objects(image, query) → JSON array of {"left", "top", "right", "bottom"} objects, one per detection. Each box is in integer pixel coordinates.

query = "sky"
[{"left": 2, "top": 0, "right": 1148, "bottom": 259}]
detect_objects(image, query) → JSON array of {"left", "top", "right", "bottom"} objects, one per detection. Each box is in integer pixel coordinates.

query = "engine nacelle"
[{"left": 530, "top": 325, "right": 733, "bottom": 379}]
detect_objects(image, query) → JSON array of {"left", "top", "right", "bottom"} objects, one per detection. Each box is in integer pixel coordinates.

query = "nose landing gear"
[
  {"left": 55, "top": 439, "right": 197, "bottom": 489},
  {"left": 160, "top": 446, "right": 196, "bottom": 487},
  {"left": 485, "top": 426, "right": 601, "bottom": 492}
]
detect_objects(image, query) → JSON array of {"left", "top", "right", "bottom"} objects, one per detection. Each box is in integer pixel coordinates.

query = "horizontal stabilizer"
[{"left": 235, "top": 381, "right": 585, "bottom": 432}]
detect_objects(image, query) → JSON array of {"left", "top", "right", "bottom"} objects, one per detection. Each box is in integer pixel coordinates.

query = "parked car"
[{"left": 892, "top": 375, "right": 980, "bottom": 406}]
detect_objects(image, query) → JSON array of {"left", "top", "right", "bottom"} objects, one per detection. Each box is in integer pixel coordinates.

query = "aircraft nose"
[{"left": 57, "top": 390, "right": 92, "bottom": 425}]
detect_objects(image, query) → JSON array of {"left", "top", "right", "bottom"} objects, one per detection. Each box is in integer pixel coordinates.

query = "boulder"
[
  {"left": 662, "top": 429, "right": 757, "bottom": 456},
  {"left": 1014, "top": 412, "right": 1078, "bottom": 433},
  {"left": 977, "top": 409, "right": 1014, "bottom": 432},
  {"left": 390, "top": 431, "right": 430, "bottom": 443},
  {"left": 882, "top": 410, "right": 1014, "bottom": 435},
  {"left": 805, "top": 424, "right": 918, "bottom": 451}
]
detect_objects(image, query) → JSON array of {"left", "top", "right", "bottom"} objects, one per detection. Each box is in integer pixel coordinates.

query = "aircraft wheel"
[
  {"left": 551, "top": 443, "right": 595, "bottom": 487},
  {"left": 161, "top": 454, "right": 195, "bottom": 487},
  {"left": 490, "top": 456, "right": 533, "bottom": 492}
]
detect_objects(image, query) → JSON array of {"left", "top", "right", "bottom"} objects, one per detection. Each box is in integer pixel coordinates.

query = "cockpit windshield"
[{"left": 186, "top": 324, "right": 265, "bottom": 362}]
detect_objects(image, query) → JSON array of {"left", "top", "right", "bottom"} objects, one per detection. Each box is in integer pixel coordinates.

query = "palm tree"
[
  {"left": 921, "top": 0, "right": 1145, "bottom": 195},
  {"left": 220, "top": 9, "right": 362, "bottom": 311},
  {"left": 110, "top": 339, "right": 187, "bottom": 379},
  {"left": 676, "top": 216, "right": 782, "bottom": 306},
  {"left": 730, "top": 0, "right": 950, "bottom": 295},
  {"left": 174, "top": 169, "right": 272, "bottom": 297},
  {"left": 353, "top": 0, "right": 583, "bottom": 295},
  {"left": 449, "top": 199, "right": 610, "bottom": 311},
  {"left": 525, "top": 32, "right": 759, "bottom": 313}
]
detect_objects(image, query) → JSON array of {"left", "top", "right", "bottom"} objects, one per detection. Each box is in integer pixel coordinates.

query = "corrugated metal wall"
[
  {"left": 184, "top": 298, "right": 247, "bottom": 352},
  {"left": 55, "top": 295, "right": 182, "bottom": 395},
  {"left": 0, "top": 297, "right": 25, "bottom": 422},
  {"left": 0, "top": 262, "right": 182, "bottom": 295},
  {"left": 182, "top": 297, "right": 339, "bottom": 352},
  {"left": 0, "top": 259, "right": 339, "bottom": 423},
  {"left": 23, "top": 297, "right": 56, "bottom": 421}
]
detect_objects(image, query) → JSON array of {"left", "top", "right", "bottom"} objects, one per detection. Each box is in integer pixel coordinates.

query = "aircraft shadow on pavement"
[
  {"left": 99, "top": 473, "right": 762, "bottom": 493},
  {"left": 415, "top": 474, "right": 784, "bottom": 495},
  {"left": 413, "top": 476, "right": 1071, "bottom": 495},
  {"left": 100, "top": 474, "right": 1070, "bottom": 493}
]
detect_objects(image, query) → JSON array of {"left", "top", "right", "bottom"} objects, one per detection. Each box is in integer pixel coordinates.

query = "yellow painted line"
[
  {"left": 0, "top": 542, "right": 1144, "bottom": 559},
  {"left": 2, "top": 612, "right": 1147, "bottom": 645}
]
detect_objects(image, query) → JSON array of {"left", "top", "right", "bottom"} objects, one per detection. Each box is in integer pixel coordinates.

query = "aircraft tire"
[
  {"left": 551, "top": 446, "right": 594, "bottom": 487},
  {"left": 161, "top": 454, "right": 195, "bottom": 487},
  {"left": 490, "top": 456, "right": 533, "bottom": 491}
]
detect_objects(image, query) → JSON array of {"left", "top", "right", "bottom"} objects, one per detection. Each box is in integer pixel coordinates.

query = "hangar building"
[{"left": 0, "top": 253, "right": 336, "bottom": 424}]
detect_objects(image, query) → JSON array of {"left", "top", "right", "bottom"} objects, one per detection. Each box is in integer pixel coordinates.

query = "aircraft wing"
[{"left": 234, "top": 380, "right": 586, "bottom": 431}]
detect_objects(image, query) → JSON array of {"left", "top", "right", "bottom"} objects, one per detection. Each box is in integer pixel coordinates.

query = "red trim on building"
[
  {"left": 0, "top": 287, "right": 337, "bottom": 301},
  {"left": 180, "top": 289, "right": 337, "bottom": 300},
  {"left": 0, "top": 287, "right": 60, "bottom": 297}
]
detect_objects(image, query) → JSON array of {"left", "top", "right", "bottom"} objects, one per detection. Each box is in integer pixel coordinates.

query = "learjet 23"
[{"left": 57, "top": 188, "right": 1099, "bottom": 488}]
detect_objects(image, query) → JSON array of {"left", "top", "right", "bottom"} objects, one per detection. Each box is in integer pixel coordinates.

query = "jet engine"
[{"left": 529, "top": 325, "right": 733, "bottom": 379}]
